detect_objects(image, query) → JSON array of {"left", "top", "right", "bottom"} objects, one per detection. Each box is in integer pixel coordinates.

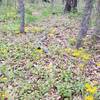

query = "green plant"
[
  {"left": 0, "top": 42, "right": 9, "bottom": 59},
  {"left": 56, "top": 70, "right": 84, "bottom": 99}
]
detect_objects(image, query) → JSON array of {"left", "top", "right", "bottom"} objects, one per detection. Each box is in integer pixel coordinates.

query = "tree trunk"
[
  {"left": 76, "top": 0, "right": 93, "bottom": 49},
  {"left": 0, "top": 0, "right": 2, "bottom": 5},
  {"left": 64, "top": 0, "right": 71, "bottom": 13},
  {"left": 51, "top": 0, "right": 54, "bottom": 7},
  {"left": 64, "top": 0, "right": 77, "bottom": 13},
  {"left": 51, "top": 0, "right": 54, "bottom": 13},
  {"left": 31, "top": 0, "right": 35, "bottom": 3},
  {"left": 18, "top": 0, "right": 25, "bottom": 33},
  {"left": 62, "top": 0, "right": 65, "bottom": 5},
  {"left": 42, "top": 0, "right": 50, "bottom": 3},
  {"left": 92, "top": 0, "right": 100, "bottom": 52},
  {"left": 72, "top": 0, "right": 77, "bottom": 11}
]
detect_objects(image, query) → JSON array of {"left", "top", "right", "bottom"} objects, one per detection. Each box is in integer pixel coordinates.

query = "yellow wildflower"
[
  {"left": 85, "top": 83, "right": 97, "bottom": 94},
  {"left": 78, "top": 64, "right": 85, "bottom": 70},
  {"left": 72, "top": 48, "right": 91, "bottom": 60},
  {"left": 81, "top": 54, "right": 91, "bottom": 61},
  {"left": 48, "top": 28, "right": 55, "bottom": 37},
  {"left": 0, "top": 91, "right": 5, "bottom": 97},
  {"left": 25, "top": 26, "right": 30, "bottom": 32},
  {"left": 49, "top": 28, "right": 56, "bottom": 35},
  {"left": 25, "top": 26, "right": 43, "bottom": 33},
  {"left": 65, "top": 48, "right": 72, "bottom": 54},
  {"left": 36, "top": 47, "right": 43, "bottom": 53},
  {"left": 85, "top": 83, "right": 92, "bottom": 90},
  {"left": 0, "top": 77, "right": 7, "bottom": 81},
  {"left": 2, "top": 77, "right": 7, "bottom": 81},
  {"left": 89, "top": 87, "right": 97, "bottom": 94},
  {"left": 31, "top": 27, "right": 43, "bottom": 33},
  {"left": 85, "top": 95, "right": 94, "bottom": 100},
  {"left": 35, "top": 56, "right": 40, "bottom": 60},
  {"left": 31, "top": 47, "right": 43, "bottom": 60},
  {"left": 72, "top": 49, "right": 81, "bottom": 57},
  {"left": 96, "top": 62, "right": 100, "bottom": 67}
]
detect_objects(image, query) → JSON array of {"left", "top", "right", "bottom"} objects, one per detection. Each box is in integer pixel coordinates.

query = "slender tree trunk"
[
  {"left": 62, "top": 0, "right": 65, "bottom": 5},
  {"left": 0, "top": 0, "right": 2, "bottom": 5},
  {"left": 76, "top": 0, "right": 93, "bottom": 49},
  {"left": 51, "top": 0, "right": 54, "bottom": 7},
  {"left": 72, "top": 0, "right": 77, "bottom": 11},
  {"left": 92, "top": 0, "right": 100, "bottom": 52},
  {"left": 64, "top": 0, "right": 71, "bottom": 13},
  {"left": 51, "top": 0, "right": 54, "bottom": 13},
  {"left": 64, "top": 0, "right": 77, "bottom": 13},
  {"left": 18, "top": 0, "right": 25, "bottom": 33},
  {"left": 31, "top": 0, "right": 35, "bottom": 3},
  {"left": 95, "top": 0, "right": 100, "bottom": 40}
]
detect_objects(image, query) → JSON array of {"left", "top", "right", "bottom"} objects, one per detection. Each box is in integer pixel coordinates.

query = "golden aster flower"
[
  {"left": 65, "top": 48, "right": 72, "bottom": 54},
  {"left": 72, "top": 49, "right": 81, "bottom": 57},
  {"left": 81, "top": 54, "right": 91, "bottom": 61},
  {"left": 96, "top": 62, "right": 100, "bottom": 67},
  {"left": 85, "top": 83, "right": 97, "bottom": 94},
  {"left": 89, "top": 87, "right": 97, "bottom": 94},
  {"left": 85, "top": 83, "right": 92, "bottom": 89},
  {"left": 85, "top": 95, "right": 94, "bottom": 100}
]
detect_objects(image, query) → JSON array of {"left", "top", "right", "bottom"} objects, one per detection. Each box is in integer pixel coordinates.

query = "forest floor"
[{"left": 0, "top": 6, "right": 100, "bottom": 100}]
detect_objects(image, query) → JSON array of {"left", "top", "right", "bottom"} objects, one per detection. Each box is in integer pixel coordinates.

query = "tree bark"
[
  {"left": 92, "top": 0, "right": 100, "bottom": 52},
  {"left": 51, "top": 0, "right": 55, "bottom": 13},
  {"left": 0, "top": 0, "right": 2, "bottom": 3},
  {"left": 62, "top": 0, "right": 65, "bottom": 5},
  {"left": 42, "top": 0, "right": 50, "bottom": 3},
  {"left": 72, "top": 0, "right": 77, "bottom": 11},
  {"left": 64, "top": 0, "right": 71, "bottom": 13},
  {"left": 76, "top": 0, "right": 93, "bottom": 49},
  {"left": 18, "top": 0, "right": 25, "bottom": 33},
  {"left": 95, "top": 0, "right": 100, "bottom": 41},
  {"left": 0, "top": 0, "right": 2, "bottom": 5},
  {"left": 64, "top": 0, "right": 77, "bottom": 13}
]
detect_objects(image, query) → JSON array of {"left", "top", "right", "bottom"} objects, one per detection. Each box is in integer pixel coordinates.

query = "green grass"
[
  {"left": 0, "top": 4, "right": 65, "bottom": 33},
  {"left": 0, "top": 5, "right": 52, "bottom": 32}
]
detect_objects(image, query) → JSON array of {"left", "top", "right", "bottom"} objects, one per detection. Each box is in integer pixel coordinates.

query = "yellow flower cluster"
[
  {"left": 0, "top": 91, "right": 9, "bottom": 99},
  {"left": 36, "top": 48, "right": 43, "bottom": 53},
  {"left": 31, "top": 47, "right": 44, "bottom": 60},
  {"left": 25, "top": 26, "right": 44, "bottom": 33},
  {"left": 96, "top": 62, "right": 100, "bottom": 67},
  {"left": 0, "top": 91, "right": 5, "bottom": 97},
  {"left": 85, "top": 95, "right": 94, "bottom": 100},
  {"left": 72, "top": 49, "right": 82, "bottom": 57},
  {"left": 65, "top": 48, "right": 73, "bottom": 54},
  {"left": 0, "top": 46, "right": 8, "bottom": 56},
  {"left": 49, "top": 28, "right": 56, "bottom": 35},
  {"left": 84, "top": 83, "right": 97, "bottom": 100},
  {"left": 65, "top": 48, "right": 91, "bottom": 61},
  {"left": 78, "top": 63, "right": 85, "bottom": 70},
  {"left": 0, "top": 76, "right": 7, "bottom": 82},
  {"left": 48, "top": 27, "right": 56, "bottom": 37},
  {"left": 85, "top": 83, "right": 97, "bottom": 94}
]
